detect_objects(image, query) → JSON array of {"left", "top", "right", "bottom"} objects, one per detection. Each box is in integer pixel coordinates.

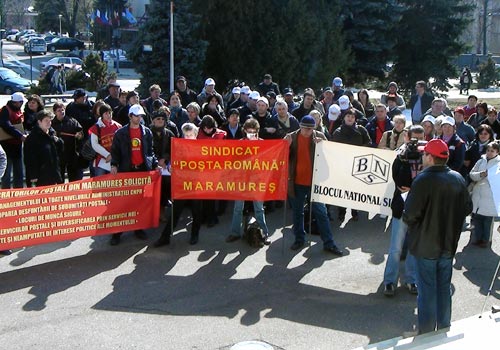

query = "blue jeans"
[
  {"left": 93, "top": 167, "right": 110, "bottom": 177},
  {"left": 231, "top": 201, "right": 269, "bottom": 236},
  {"left": 290, "top": 184, "right": 335, "bottom": 248},
  {"left": 415, "top": 256, "right": 453, "bottom": 334},
  {"left": 1, "top": 155, "right": 24, "bottom": 188},
  {"left": 472, "top": 213, "right": 493, "bottom": 242},
  {"left": 383, "top": 218, "right": 417, "bottom": 285}
]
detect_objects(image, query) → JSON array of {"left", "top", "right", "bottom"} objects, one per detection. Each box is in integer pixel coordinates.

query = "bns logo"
[{"left": 352, "top": 155, "right": 390, "bottom": 185}]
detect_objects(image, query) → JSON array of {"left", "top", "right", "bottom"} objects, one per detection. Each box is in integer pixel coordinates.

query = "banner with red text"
[
  {"left": 0, "top": 172, "right": 161, "bottom": 250},
  {"left": 171, "top": 139, "right": 289, "bottom": 201}
]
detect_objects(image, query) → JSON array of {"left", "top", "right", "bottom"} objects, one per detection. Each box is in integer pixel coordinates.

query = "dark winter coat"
[
  {"left": 403, "top": 165, "right": 472, "bottom": 259},
  {"left": 331, "top": 123, "right": 371, "bottom": 146},
  {"left": 23, "top": 125, "right": 63, "bottom": 186},
  {"left": 110, "top": 124, "right": 157, "bottom": 173}
]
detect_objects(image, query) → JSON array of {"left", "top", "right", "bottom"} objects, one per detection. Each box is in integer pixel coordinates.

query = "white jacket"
[{"left": 469, "top": 154, "right": 500, "bottom": 217}]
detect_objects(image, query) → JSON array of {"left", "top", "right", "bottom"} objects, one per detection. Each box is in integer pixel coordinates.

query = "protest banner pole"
[
  {"left": 479, "top": 254, "right": 500, "bottom": 317},
  {"left": 307, "top": 200, "right": 313, "bottom": 247},
  {"left": 282, "top": 200, "right": 287, "bottom": 255},
  {"left": 170, "top": 200, "right": 174, "bottom": 238}
]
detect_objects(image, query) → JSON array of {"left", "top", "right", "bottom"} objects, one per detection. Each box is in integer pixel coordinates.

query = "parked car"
[
  {"left": 42, "top": 34, "right": 59, "bottom": 43},
  {"left": 24, "top": 37, "right": 47, "bottom": 55},
  {"left": 15, "top": 29, "right": 35, "bottom": 42},
  {"left": 0, "top": 67, "right": 32, "bottom": 94},
  {"left": 19, "top": 33, "right": 42, "bottom": 44},
  {"left": 40, "top": 57, "right": 83, "bottom": 71},
  {"left": 4, "top": 29, "right": 19, "bottom": 40},
  {"left": 102, "top": 49, "right": 128, "bottom": 62},
  {"left": 8, "top": 29, "right": 27, "bottom": 41},
  {"left": 6, "top": 33, "right": 18, "bottom": 41},
  {"left": 1, "top": 63, "right": 26, "bottom": 76},
  {"left": 47, "top": 37, "right": 85, "bottom": 52},
  {"left": 75, "top": 31, "right": 93, "bottom": 41}
]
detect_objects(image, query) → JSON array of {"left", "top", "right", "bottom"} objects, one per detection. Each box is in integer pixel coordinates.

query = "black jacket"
[
  {"left": 390, "top": 150, "right": 423, "bottom": 218},
  {"left": 175, "top": 88, "right": 198, "bottom": 106},
  {"left": 251, "top": 111, "right": 279, "bottom": 139},
  {"left": 257, "top": 81, "right": 280, "bottom": 96},
  {"left": 221, "top": 123, "right": 244, "bottom": 140},
  {"left": 292, "top": 101, "right": 325, "bottom": 121},
  {"left": 65, "top": 100, "right": 95, "bottom": 136},
  {"left": 439, "top": 133, "right": 466, "bottom": 175},
  {"left": 51, "top": 115, "right": 83, "bottom": 162},
  {"left": 110, "top": 124, "right": 157, "bottom": 172},
  {"left": 331, "top": 123, "right": 371, "bottom": 146},
  {"left": 409, "top": 92, "right": 434, "bottom": 122},
  {"left": 403, "top": 165, "right": 472, "bottom": 259},
  {"left": 151, "top": 126, "right": 175, "bottom": 163},
  {"left": 23, "top": 105, "right": 40, "bottom": 132},
  {"left": 24, "top": 125, "right": 63, "bottom": 186}
]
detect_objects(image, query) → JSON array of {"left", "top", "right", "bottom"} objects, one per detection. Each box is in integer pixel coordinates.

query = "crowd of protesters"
[{"left": 1, "top": 72, "right": 500, "bottom": 334}]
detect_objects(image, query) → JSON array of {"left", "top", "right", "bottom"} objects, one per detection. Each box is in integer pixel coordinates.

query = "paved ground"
[
  {"left": 1, "top": 208, "right": 499, "bottom": 349},
  {"left": 1, "top": 39, "right": 500, "bottom": 349}
]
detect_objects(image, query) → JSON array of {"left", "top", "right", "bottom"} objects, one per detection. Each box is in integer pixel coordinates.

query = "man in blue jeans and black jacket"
[{"left": 403, "top": 139, "right": 472, "bottom": 334}]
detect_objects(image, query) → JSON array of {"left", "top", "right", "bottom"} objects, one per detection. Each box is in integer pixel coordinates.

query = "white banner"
[
  {"left": 487, "top": 163, "right": 500, "bottom": 217},
  {"left": 311, "top": 142, "right": 396, "bottom": 216}
]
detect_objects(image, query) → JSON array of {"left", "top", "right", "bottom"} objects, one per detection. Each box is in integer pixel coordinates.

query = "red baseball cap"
[{"left": 420, "top": 139, "right": 449, "bottom": 159}]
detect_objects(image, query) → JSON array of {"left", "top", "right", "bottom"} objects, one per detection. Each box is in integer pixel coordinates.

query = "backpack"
[{"left": 80, "top": 125, "right": 101, "bottom": 161}]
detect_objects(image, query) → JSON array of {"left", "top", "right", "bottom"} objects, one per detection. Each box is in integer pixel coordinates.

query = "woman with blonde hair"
[{"left": 378, "top": 114, "right": 407, "bottom": 150}]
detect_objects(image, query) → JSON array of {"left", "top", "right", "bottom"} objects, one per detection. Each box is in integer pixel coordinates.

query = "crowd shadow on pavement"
[
  {"left": 0, "top": 234, "right": 150, "bottom": 311},
  {"left": 92, "top": 231, "right": 417, "bottom": 344},
  {"left": 9, "top": 240, "right": 73, "bottom": 267},
  {"left": 335, "top": 212, "right": 389, "bottom": 266},
  {"left": 454, "top": 243, "right": 500, "bottom": 299}
]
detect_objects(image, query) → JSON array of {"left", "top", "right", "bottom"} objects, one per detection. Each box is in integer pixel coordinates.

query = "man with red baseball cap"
[{"left": 403, "top": 139, "right": 472, "bottom": 334}]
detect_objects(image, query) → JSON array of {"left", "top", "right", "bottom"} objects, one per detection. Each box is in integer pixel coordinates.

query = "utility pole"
[{"left": 170, "top": 1, "right": 174, "bottom": 92}]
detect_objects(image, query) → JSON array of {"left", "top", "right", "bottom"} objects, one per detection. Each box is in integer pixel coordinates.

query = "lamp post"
[
  {"left": 170, "top": 1, "right": 174, "bottom": 92},
  {"left": 58, "top": 14, "right": 62, "bottom": 36}
]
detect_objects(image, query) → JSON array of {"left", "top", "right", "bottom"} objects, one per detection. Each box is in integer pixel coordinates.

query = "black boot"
[
  {"left": 189, "top": 232, "right": 199, "bottom": 245},
  {"left": 154, "top": 231, "right": 171, "bottom": 247},
  {"left": 109, "top": 233, "right": 122, "bottom": 246}
]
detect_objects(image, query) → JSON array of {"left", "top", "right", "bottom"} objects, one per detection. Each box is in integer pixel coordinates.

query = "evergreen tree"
[
  {"left": 194, "top": 0, "right": 351, "bottom": 91},
  {"left": 390, "top": 0, "right": 474, "bottom": 92},
  {"left": 341, "top": 0, "right": 403, "bottom": 81},
  {"left": 82, "top": 53, "right": 108, "bottom": 91},
  {"left": 477, "top": 57, "right": 499, "bottom": 88},
  {"left": 128, "top": 0, "right": 207, "bottom": 95}
]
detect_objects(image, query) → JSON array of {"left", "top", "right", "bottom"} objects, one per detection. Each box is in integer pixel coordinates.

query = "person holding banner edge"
[
  {"left": 0, "top": 143, "right": 11, "bottom": 255},
  {"left": 154, "top": 122, "right": 203, "bottom": 247},
  {"left": 331, "top": 108, "right": 371, "bottom": 222},
  {"left": 284, "top": 115, "right": 343, "bottom": 255},
  {"left": 226, "top": 118, "right": 271, "bottom": 245},
  {"left": 109, "top": 104, "right": 158, "bottom": 246}
]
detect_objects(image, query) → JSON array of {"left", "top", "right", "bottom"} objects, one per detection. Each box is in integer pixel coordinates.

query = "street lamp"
[{"left": 58, "top": 14, "right": 62, "bottom": 36}]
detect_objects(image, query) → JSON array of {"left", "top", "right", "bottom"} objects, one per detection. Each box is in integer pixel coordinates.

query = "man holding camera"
[
  {"left": 403, "top": 139, "right": 472, "bottom": 334},
  {"left": 383, "top": 125, "right": 425, "bottom": 297}
]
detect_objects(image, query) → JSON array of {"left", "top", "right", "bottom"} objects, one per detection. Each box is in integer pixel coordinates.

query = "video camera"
[{"left": 399, "top": 138, "right": 427, "bottom": 161}]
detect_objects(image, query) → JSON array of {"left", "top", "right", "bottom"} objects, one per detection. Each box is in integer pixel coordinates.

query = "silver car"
[{"left": 24, "top": 37, "right": 47, "bottom": 55}]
